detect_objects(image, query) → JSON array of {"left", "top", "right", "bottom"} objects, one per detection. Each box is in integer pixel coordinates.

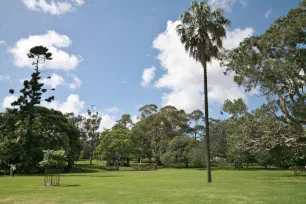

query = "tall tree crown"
[{"left": 176, "top": 1, "right": 230, "bottom": 63}]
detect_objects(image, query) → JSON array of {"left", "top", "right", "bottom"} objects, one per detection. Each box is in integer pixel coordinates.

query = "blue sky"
[{"left": 0, "top": 0, "right": 301, "bottom": 128}]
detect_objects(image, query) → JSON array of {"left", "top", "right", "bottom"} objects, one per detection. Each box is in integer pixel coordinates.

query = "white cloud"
[
  {"left": 153, "top": 20, "right": 254, "bottom": 113},
  {"left": 74, "top": 0, "right": 85, "bottom": 5},
  {"left": 9, "top": 30, "right": 82, "bottom": 70},
  {"left": 131, "top": 115, "right": 140, "bottom": 124},
  {"left": 99, "top": 114, "right": 116, "bottom": 130},
  {"left": 41, "top": 73, "right": 65, "bottom": 88},
  {"left": 22, "top": 0, "right": 85, "bottom": 15},
  {"left": 141, "top": 66, "right": 156, "bottom": 87},
  {"left": 0, "top": 40, "right": 5, "bottom": 45},
  {"left": 106, "top": 106, "right": 120, "bottom": 114},
  {"left": 207, "top": 0, "right": 247, "bottom": 11},
  {"left": 265, "top": 8, "right": 272, "bottom": 18},
  {"left": 2, "top": 95, "right": 18, "bottom": 109},
  {"left": 68, "top": 74, "right": 82, "bottom": 89},
  {"left": 43, "top": 94, "right": 84, "bottom": 115}
]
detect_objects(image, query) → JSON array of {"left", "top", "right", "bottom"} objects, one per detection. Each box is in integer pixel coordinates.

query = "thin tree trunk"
[{"left": 203, "top": 61, "right": 212, "bottom": 183}]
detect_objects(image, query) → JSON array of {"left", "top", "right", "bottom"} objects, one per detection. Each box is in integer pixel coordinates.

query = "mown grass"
[{"left": 1, "top": 161, "right": 306, "bottom": 204}]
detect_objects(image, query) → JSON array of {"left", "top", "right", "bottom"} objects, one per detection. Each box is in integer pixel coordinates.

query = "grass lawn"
[{"left": 1, "top": 161, "right": 306, "bottom": 204}]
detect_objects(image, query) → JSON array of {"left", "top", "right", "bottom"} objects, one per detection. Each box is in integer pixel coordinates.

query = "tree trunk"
[
  {"left": 89, "top": 154, "right": 92, "bottom": 166},
  {"left": 127, "top": 158, "right": 130, "bottom": 166},
  {"left": 203, "top": 61, "right": 212, "bottom": 183}
]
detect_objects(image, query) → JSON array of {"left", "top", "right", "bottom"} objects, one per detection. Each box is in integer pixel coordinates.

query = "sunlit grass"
[{"left": 1, "top": 161, "right": 306, "bottom": 204}]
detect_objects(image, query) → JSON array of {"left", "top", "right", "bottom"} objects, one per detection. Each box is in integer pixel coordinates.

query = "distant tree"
[
  {"left": 97, "top": 129, "right": 135, "bottom": 170},
  {"left": 113, "top": 114, "right": 134, "bottom": 130},
  {"left": 132, "top": 120, "right": 153, "bottom": 164},
  {"left": 138, "top": 104, "right": 158, "bottom": 119},
  {"left": 188, "top": 142, "right": 206, "bottom": 168},
  {"left": 177, "top": 1, "right": 230, "bottom": 182},
  {"left": 188, "top": 110, "right": 204, "bottom": 140},
  {"left": 160, "top": 105, "right": 189, "bottom": 136},
  {"left": 209, "top": 119, "right": 227, "bottom": 159},
  {"left": 83, "top": 107, "right": 102, "bottom": 165},
  {"left": 161, "top": 136, "right": 194, "bottom": 167},
  {"left": 132, "top": 104, "right": 159, "bottom": 163},
  {"left": 140, "top": 113, "right": 173, "bottom": 165}
]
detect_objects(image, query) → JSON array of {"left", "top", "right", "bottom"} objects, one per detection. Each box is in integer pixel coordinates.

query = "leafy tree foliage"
[
  {"left": 97, "top": 129, "right": 135, "bottom": 170},
  {"left": 222, "top": 0, "right": 306, "bottom": 138},
  {"left": 39, "top": 150, "right": 67, "bottom": 170},
  {"left": 161, "top": 136, "right": 195, "bottom": 168},
  {"left": 0, "top": 107, "right": 81, "bottom": 173}
]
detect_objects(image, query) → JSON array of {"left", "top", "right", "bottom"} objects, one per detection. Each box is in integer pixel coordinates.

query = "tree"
[
  {"left": 188, "top": 110, "right": 204, "bottom": 140},
  {"left": 0, "top": 107, "right": 81, "bottom": 173},
  {"left": 132, "top": 119, "right": 153, "bottom": 164},
  {"left": 221, "top": 0, "right": 306, "bottom": 139},
  {"left": 83, "top": 108, "right": 102, "bottom": 165},
  {"left": 160, "top": 105, "right": 189, "bottom": 136},
  {"left": 39, "top": 150, "right": 67, "bottom": 186},
  {"left": 209, "top": 119, "right": 227, "bottom": 159},
  {"left": 132, "top": 104, "right": 159, "bottom": 163},
  {"left": 97, "top": 129, "right": 135, "bottom": 170},
  {"left": 8, "top": 46, "right": 55, "bottom": 172},
  {"left": 161, "top": 136, "right": 194, "bottom": 167},
  {"left": 113, "top": 114, "right": 134, "bottom": 130},
  {"left": 138, "top": 104, "right": 158, "bottom": 119},
  {"left": 133, "top": 113, "right": 173, "bottom": 165},
  {"left": 176, "top": 1, "right": 230, "bottom": 182}
]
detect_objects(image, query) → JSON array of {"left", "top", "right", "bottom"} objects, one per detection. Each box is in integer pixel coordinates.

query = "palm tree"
[{"left": 176, "top": 1, "right": 230, "bottom": 183}]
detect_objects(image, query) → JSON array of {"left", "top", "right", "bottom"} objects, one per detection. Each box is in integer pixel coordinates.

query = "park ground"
[{"left": 1, "top": 161, "right": 306, "bottom": 204}]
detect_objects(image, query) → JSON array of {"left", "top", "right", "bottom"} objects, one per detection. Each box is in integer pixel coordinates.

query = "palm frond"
[{"left": 176, "top": 1, "right": 230, "bottom": 64}]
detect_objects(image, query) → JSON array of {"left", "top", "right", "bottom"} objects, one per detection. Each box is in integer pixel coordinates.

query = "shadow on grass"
[
  {"left": 286, "top": 174, "right": 306, "bottom": 178},
  {"left": 61, "top": 174, "right": 122, "bottom": 178},
  {"left": 70, "top": 167, "right": 99, "bottom": 173},
  {"left": 38, "top": 184, "right": 81, "bottom": 187},
  {"left": 195, "top": 167, "right": 287, "bottom": 171},
  {"left": 60, "top": 184, "right": 81, "bottom": 187}
]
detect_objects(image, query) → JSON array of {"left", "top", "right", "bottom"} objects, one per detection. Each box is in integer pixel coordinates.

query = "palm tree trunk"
[{"left": 203, "top": 61, "right": 212, "bottom": 183}]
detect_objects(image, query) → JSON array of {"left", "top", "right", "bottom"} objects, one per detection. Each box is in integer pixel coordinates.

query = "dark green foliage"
[
  {"left": 10, "top": 46, "right": 54, "bottom": 110},
  {"left": 161, "top": 136, "right": 194, "bottom": 167},
  {"left": 0, "top": 107, "right": 81, "bottom": 173}
]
